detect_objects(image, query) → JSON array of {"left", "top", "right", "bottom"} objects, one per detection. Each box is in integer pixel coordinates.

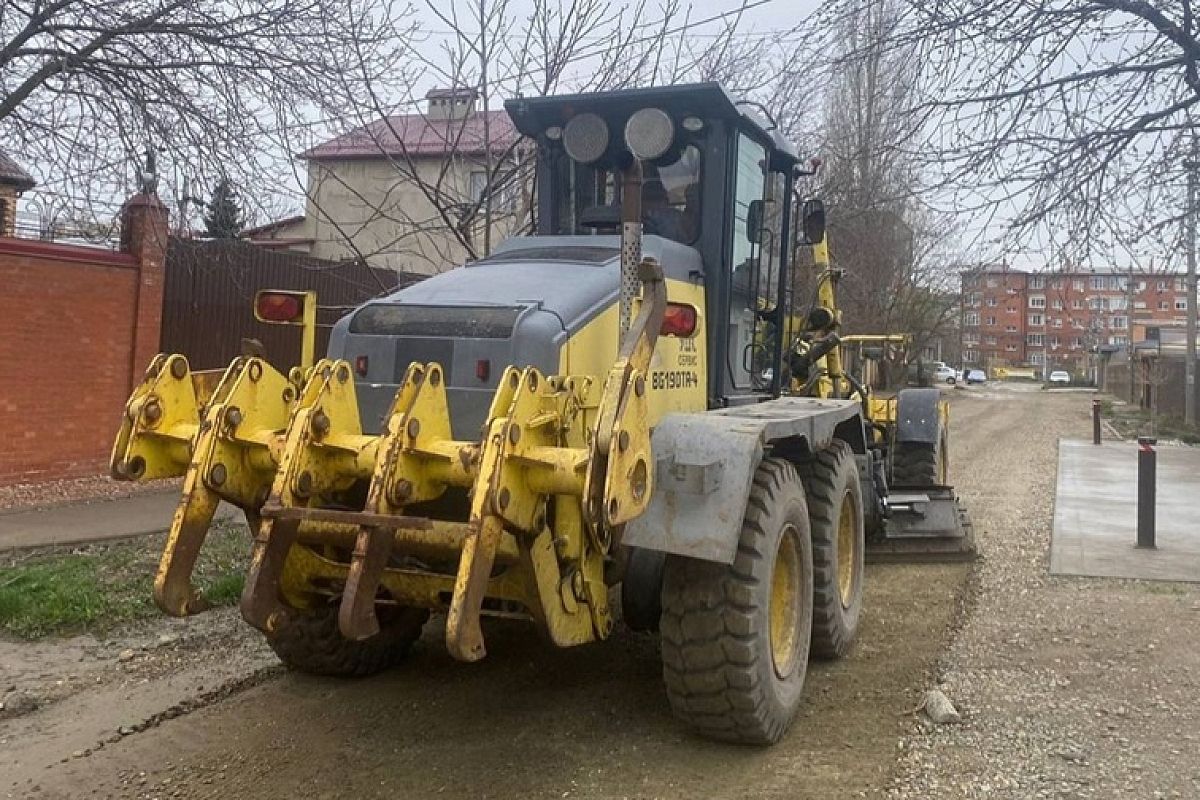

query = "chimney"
[{"left": 425, "top": 87, "right": 479, "bottom": 121}]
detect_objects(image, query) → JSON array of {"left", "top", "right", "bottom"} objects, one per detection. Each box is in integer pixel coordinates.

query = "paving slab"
[
  {"left": 0, "top": 490, "right": 240, "bottom": 550},
  {"left": 1051, "top": 439, "right": 1200, "bottom": 582}
]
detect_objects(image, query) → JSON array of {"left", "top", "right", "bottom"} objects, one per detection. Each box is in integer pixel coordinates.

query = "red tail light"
[
  {"left": 354, "top": 355, "right": 369, "bottom": 377},
  {"left": 254, "top": 290, "right": 305, "bottom": 323},
  {"left": 476, "top": 359, "right": 491, "bottom": 382},
  {"left": 660, "top": 303, "right": 698, "bottom": 337}
]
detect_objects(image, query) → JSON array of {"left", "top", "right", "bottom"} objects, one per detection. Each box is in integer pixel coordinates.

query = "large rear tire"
[
  {"left": 267, "top": 604, "right": 428, "bottom": 677},
  {"left": 798, "top": 440, "right": 864, "bottom": 659},
  {"left": 659, "top": 458, "right": 813, "bottom": 745}
]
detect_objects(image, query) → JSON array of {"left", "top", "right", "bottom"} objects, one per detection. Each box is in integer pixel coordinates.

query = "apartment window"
[
  {"left": 1030, "top": 352, "right": 1045, "bottom": 365},
  {"left": 1071, "top": 337, "right": 1084, "bottom": 348},
  {"left": 1005, "top": 343, "right": 1017, "bottom": 352},
  {"left": 1006, "top": 305, "right": 1017, "bottom": 313},
  {"left": 1072, "top": 318, "right": 1084, "bottom": 329},
  {"left": 1111, "top": 316, "right": 1127, "bottom": 330},
  {"left": 1027, "top": 333, "right": 1044, "bottom": 346},
  {"left": 1050, "top": 278, "right": 1062, "bottom": 289},
  {"left": 986, "top": 297, "right": 998, "bottom": 307},
  {"left": 1159, "top": 300, "right": 1170, "bottom": 310},
  {"left": 1072, "top": 279, "right": 1084, "bottom": 291},
  {"left": 965, "top": 312, "right": 979, "bottom": 326},
  {"left": 1052, "top": 318, "right": 1063, "bottom": 328},
  {"left": 1177, "top": 277, "right": 1187, "bottom": 291},
  {"left": 1052, "top": 298, "right": 1064, "bottom": 310},
  {"left": 1110, "top": 296, "right": 1126, "bottom": 311},
  {"left": 963, "top": 349, "right": 979, "bottom": 363},
  {"left": 1157, "top": 280, "right": 1168, "bottom": 291},
  {"left": 1029, "top": 313, "right": 1043, "bottom": 326},
  {"left": 1177, "top": 298, "right": 1188, "bottom": 311},
  {"left": 1005, "top": 325, "right": 1017, "bottom": 332},
  {"left": 1089, "top": 297, "right": 1103, "bottom": 311},
  {"left": 1030, "top": 275, "right": 1045, "bottom": 289},
  {"left": 986, "top": 278, "right": 998, "bottom": 288},
  {"left": 984, "top": 315, "right": 997, "bottom": 326},
  {"left": 1110, "top": 335, "right": 1128, "bottom": 346},
  {"left": 1134, "top": 301, "right": 1147, "bottom": 309},
  {"left": 1049, "top": 336, "right": 1060, "bottom": 348},
  {"left": 1135, "top": 281, "right": 1146, "bottom": 291},
  {"left": 1090, "top": 276, "right": 1105, "bottom": 290},
  {"left": 1071, "top": 299, "right": 1084, "bottom": 310},
  {"left": 1006, "top": 287, "right": 1018, "bottom": 295},
  {"left": 984, "top": 336, "right": 997, "bottom": 345},
  {"left": 1029, "top": 295, "right": 1046, "bottom": 309}
]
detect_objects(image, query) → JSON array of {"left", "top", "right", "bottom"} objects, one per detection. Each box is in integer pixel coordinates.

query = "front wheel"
[
  {"left": 267, "top": 603, "right": 428, "bottom": 677},
  {"left": 659, "top": 458, "right": 813, "bottom": 745}
]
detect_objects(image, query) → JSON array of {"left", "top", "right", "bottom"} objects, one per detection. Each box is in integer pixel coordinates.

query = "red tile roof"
[
  {"left": 0, "top": 149, "right": 35, "bottom": 190},
  {"left": 302, "top": 110, "right": 519, "bottom": 160}
]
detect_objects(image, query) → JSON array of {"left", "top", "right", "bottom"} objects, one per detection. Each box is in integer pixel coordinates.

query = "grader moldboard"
[{"left": 111, "top": 83, "right": 972, "bottom": 745}]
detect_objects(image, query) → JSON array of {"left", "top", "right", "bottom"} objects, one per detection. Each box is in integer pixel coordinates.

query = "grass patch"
[
  {"left": 1100, "top": 399, "right": 1200, "bottom": 444},
  {"left": 0, "top": 523, "right": 249, "bottom": 639}
]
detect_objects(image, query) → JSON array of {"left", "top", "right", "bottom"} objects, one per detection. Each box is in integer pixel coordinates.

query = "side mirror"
[
  {"left": 746, "top": 199, "right": 764, "bottom": 243},
  {"left": 801, "top": 199, "right": 825, "bottom": 244}
]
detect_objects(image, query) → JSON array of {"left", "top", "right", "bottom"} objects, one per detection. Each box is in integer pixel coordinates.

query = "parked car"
[
  {"left": 934, "top": 364, "right": 958, "bottom": 384},
  {"left": 1048, "top": 370, "right": 1071, "bottom": 384},
  {"left": 965, "top": 369, "right": 987, "bottom": 385}
]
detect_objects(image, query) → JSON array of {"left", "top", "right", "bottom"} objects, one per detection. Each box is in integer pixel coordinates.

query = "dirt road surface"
[{"left": 6, "top": 386, "right": 1184, "bottom": 799}]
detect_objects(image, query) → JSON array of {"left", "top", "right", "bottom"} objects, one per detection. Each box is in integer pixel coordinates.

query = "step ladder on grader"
[{"left": 111, "top": 82, "right": 972, "bottom": 745}]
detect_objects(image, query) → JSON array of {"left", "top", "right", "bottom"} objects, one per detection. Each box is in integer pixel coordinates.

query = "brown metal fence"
[{"left": 162, "top": 239, "right": 424, "bottom": 373}]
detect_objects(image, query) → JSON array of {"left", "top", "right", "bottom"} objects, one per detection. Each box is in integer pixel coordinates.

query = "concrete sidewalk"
[
  {"left": 1051, "top": 439, "right": 1200, "bottom": 582},
  {"left": 0, "top": 491, "right": 240, "bottom": 550}
]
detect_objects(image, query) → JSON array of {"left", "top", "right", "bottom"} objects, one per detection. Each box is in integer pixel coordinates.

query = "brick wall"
[{"left": 0, "top": 195, "right": 167, "bottom": 484}]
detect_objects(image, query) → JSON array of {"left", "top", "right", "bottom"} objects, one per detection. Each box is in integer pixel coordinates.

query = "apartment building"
[{"left": 961, "top": 267, "right": 1193, "bottom": 375}]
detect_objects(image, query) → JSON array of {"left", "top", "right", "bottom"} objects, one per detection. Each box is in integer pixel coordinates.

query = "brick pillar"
[{"left": 121, "top": 193, "right": 170, "bottom": 388}]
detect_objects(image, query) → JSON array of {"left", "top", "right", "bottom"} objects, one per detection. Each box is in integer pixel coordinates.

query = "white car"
[
  {"left": 965, "top": 369, "right": 987, "bottom": 385},
  {"left": 934, "top": 365, "right": 957, "bottom": 384},
  {"left": 1048, "top": 370, "right": 1070, "bottom": 384}
]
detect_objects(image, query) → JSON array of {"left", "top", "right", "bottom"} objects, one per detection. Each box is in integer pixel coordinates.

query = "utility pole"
[{"left": 1186, "top": 133, "right": 1198, "bottom": 427}]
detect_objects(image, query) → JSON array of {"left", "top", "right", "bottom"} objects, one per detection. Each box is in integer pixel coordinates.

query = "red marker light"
[
  {"left": 476, "top": 359, "right": 491, "bottom": 382},
  {"left": 660, "top": 303, "right": 698, "bottom": 337},
  {"left": 254, "top": 291, "right": 304, "bottom": 323},
  {"left": 354, "top": 355, "right": 369, "bottom": 377}
]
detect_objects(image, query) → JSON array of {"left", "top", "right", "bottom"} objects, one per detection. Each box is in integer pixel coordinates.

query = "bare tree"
[{"left": 1, "top": 0, "right": 414, "bottom": 229}]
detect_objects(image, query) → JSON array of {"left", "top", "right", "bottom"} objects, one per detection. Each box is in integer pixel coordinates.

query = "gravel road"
[{"left": 5, "top": 385, "right": 1196, "bottom": 799}]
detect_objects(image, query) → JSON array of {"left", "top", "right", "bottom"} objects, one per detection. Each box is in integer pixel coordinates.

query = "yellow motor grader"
[{"left": 111, "top": 83, "right": 971, "bottom": 745}]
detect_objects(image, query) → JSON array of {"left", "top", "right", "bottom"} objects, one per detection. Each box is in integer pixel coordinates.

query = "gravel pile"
[
  {"left": 0, "top": 475, "right": 178, "bottom": 512},
  {"left": 886, "top": 389, "right": 1200, "bottom": 799}
]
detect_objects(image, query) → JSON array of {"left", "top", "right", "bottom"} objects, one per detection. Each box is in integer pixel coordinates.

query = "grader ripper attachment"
[
  {"left": 111, "top": 82, "right": 972, "bottom": 745},
  {"left": 112, "top": 259, "right": 667, "bottom": 662}
]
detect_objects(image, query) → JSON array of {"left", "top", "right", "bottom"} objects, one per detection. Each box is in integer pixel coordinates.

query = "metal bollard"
[
  {"left": 1092, "top": 399, "right": 1102, "bottom": 445},
  {"left": 1136, "top": 436, "right": 1157, "bottom": 549}
]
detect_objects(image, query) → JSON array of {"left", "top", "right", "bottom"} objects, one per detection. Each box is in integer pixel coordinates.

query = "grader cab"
[{"left": 111, "top": 82, "right": 971, "bottom": 745}]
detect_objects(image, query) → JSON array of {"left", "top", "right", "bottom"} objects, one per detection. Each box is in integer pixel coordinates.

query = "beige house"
[
  {"left": 0, "top": 149, "right": 35, "bottom": 237},
  {"left": 247, "top": 89, "right": 525, "bottom": 274}
]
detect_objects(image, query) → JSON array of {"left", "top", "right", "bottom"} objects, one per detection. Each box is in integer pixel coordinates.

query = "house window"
[
  {"left": 1111, "top": 316, "right": 1127, "bottom": 330},
  {"left": 1176, "top": 298, "right": 1188, "bottom": 311},
  {"left": 965, "top": 312, "right": 979, "bottom": 326},
  {"left": 1030, "top": 275, "right": 1045, "bottom": 289},
  {"left": 1072, "top": 279, "right": 1084, "bottom": 290},
  {"left": 1029, "top": 295, "right": 1046, "bottom": 308},
  {"left": 1027, "top": 334, "right": 1044, "bottom": 346},
  {"left": 1029, "top": 313, "right": 1043, "bottom": 326}
]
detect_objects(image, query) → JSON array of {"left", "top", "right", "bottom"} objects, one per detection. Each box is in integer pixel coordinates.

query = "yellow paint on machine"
[{"left": 559, "top": 278, "right": 708, "bottom": 425}]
